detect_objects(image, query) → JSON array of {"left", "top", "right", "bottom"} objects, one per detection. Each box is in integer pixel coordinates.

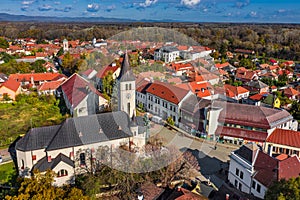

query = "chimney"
[{"left": 47, "top": 156, "right": 51, "bottom": 162}]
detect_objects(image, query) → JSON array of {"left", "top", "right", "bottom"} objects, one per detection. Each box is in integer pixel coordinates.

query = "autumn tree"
[
  {"left": 5, "top": 170, "right": 89, "bottom": 200},
  {"left": 265, "top": 176, "right": 300, "bottom": 200}
]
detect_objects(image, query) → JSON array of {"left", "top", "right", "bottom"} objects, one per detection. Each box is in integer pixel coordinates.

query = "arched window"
[
  {"left": 21, "top": 159, "right": 24, "bottom": 169},
  {"left": 57, "top": 169, "right": 68, "bottom": 177},
  {"left": 80, "top": 153, "right": 86, "bottom": 166}
]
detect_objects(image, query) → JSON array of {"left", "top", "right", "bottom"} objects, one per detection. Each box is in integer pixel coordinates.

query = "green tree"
[
  {"left": 265, "top": 177, "right": 300, "bottom": 200},
  {"left": 0, "top": 37, "right": 9, "bottom": 49},
  {"left": 102, "top": 71, "right": 115, "bottom": 97},
  {"left": 166, "top": 116, "right": 175, "bottom": 126},
  {"left": 290, "top": 101, "right": 300, "bottom": 121},
  {"left": 5, "top": 170, "right": 89, "bottom": 200}
]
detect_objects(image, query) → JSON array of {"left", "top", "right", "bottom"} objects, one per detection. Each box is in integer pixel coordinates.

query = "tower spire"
[{"left": 117, "top": 51, "right": 135, "bottom": 81}]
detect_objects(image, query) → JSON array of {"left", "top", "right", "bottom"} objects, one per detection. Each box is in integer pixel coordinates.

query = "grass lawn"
[
  {"left": 0, "top": 162, "right": 15, "bottom": 184},
  {"left": 0, "top": 94, "right": 67, "bottom": 147}
]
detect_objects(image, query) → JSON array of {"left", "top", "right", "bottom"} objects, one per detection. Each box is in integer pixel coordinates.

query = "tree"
[
  {"left": 5, "top": 170, "right": 89, "bottom": 200},
  {"left": 0, "top": 37, "right": 9, "bottom": 49},
  {"left": 102, "top": 71, "right": 115, "bottom": 97},
  {"left": 166, "top": 116, "right": 175, "bottom": 126},
  {"left": 290, "top": 101, "right": 300, "bottom": 121},
  {"left": 265, "top": 177, "right": 300, "bottom": 200}
]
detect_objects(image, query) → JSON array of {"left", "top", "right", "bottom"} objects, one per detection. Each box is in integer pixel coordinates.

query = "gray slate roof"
[
  {"left": 16, "top": 111, "right": 133, "bottom": 152},
  {"left": 118, "top": 52, "right": 135, "bottom": 82},
  {"left": 16, "top": 125, "right": 60, "bottom": 151},
  {"left": 33, "top": 153, "right": 74, "bottom": 172}
]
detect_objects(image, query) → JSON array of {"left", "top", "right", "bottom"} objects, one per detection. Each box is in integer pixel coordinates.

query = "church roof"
[
  {"left": 117, "top": 52, "right": 135, "bottom": 82},
  {"left": 16, "top": 111, "right": 133, "bottom": 152}
]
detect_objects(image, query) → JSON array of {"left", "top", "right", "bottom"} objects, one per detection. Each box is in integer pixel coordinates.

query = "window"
[
  {"left": 257, "top": 184, "right": 261, "bottom": 193},
  {"left": 125, "top": 84, "right": 128, "bottom": 90},
  {"left": 129, "top": 84, "right": 132, "bottom": 90},
  {"left": 234, "top": 180, "right": 238, "bottom": 187},
  {"left": 57, "top": 169, "right": 68, "bottom": 177},
  {"left": 240, "top": 171, "right": 244, "bottom": 179},
  {"left": 239, "top": 183, "right": 242, "bottom": 190},
  {"left": 21, "top": 159, "right": 24, "bottom": 170},
  {"left": 80, "top": 153, "right": 86, "bottom": 166},
  {"left": 127, "top": 102, "right": 130, "bottom": 115},
  {"left": 236, "top": 168, "right": 239, "bottom": 176},
  {"left": 252, "top": 181, "right": 256, "bottom": 189}
]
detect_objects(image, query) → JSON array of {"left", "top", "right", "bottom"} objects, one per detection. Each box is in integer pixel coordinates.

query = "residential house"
[
  {"left": 224, "top": 84, "right": 250, "bottom": 100},
  {"left": 154, "top": 46, "right": 180, "bottom": 63},
  {"left": 169, "top": 62, "right": 194, "bottom": 76},
  {"left": 244, "top": 80, "right": 269, "bottom": 94},
  {"left": 0, "top": 78, "right": 21, "bottom": 100},
  {"left": 228, "top": 143, "right": 300, "bottom": 199},
  {"left": 10, "top": 73, "right": 66, "bottom": 88},
  {"left": 59, "top": 73, "right": 108, "bottom": 117},
  {"left": 215, "top": 102, "right": 297, "bottom": 146},
  {"left": 15, "top": 111, "right": 144, "bottom": 186},
  {"left": 214, "top": 62, "right": 236, "bottom": 75},
  {"left": 37, "top": 80, "right": 65, "bottom": 95},
  {"left": 235, "top": 68, "right": 258, "bottom": 82},
  {"left": 283, "top": 87, "right": 299, "bottom": 101},
  {"left": 81, "top": 68, "right": 97, "bottom": 80},
  {"left": 0, "top": 73, "right": 8, "bottom": 83},
  {"left": 265, "top": 128, "right": 300, "bottom": 158},
  {"left": 96, "top": 63, "right": 120, "bottom": 92}
]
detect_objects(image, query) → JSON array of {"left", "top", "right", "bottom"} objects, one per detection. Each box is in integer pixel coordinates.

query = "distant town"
[{"left": 0, "top": 26, "right": 300, "bottom": 200}]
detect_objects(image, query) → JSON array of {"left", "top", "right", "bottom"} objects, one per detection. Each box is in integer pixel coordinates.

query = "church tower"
[
  {"left": 63, "top": 39, "right": 69, "bottom": 52},
  {"left": 117, "top": 51, "right": 136, "bottom": 119}
]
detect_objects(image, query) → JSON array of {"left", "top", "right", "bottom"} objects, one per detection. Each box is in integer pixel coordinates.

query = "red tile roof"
[
  {"left": 278, "top": 156, "right": 300, "bottom": 180},
  {"left": 215, "top": 62, "right": 230, "bottom": 69},
  {"left": 253, "top": 151, "right": 278, "bottom": 187},
  {"left": 224, "top": 84, "right": 249, "bottom": 97},
  {"left": 216, "top": 126, "right": 268, "bottom": 142},
  {"left": 189, "top": 82, "right": 212, "bottom": 98},
  {"left": 0, "top": 78, "right": 20, "bottom": 92},
  {"left": 283, "top": 87, "right": 299, "bottom": 96},
  {"left": 10, "top": 73, "right": 66, "bottom": 82},
  {"left": 266, "top": 128, "right": 300, "bottom": 148},
  {"left": 249, "top": 92, "right": 268, "bottom": 101},
  {"left": 275, "top": 154, "right": 289, "bottom": 161},
  {"left": 38, "top": 80, "right": 64, "bottom": 91},
  {"left": 146, "top": 81, "right": 189, "bottom": 104},
  {"left": 96, "top": 65, "right": 119, "bottom": 79},
  {"left": 216, "top": 102, "right": 292, "bottom": 129},
  {"left": 61, "top": 73, "right": 103, "bottom": 108},
  {"left": 170, "top": 62, "right": 193, "bottom": 72}
]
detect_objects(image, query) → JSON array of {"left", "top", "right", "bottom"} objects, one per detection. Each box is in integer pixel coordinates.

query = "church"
[{"left": 14, "top": 51, "right": 146, "bottom": 186}]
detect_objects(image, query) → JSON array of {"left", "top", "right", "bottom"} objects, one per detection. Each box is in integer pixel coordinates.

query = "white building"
[
  {"left": 154, "top": 46, "right": 180, "bottom": 63},
  {"left": 59, "top": 73, "right": 108, "bottom": 117},
  {"left": 228, "top": 143, "right": 300, "bottom": 199},
  {"left": 15, "top": 111, "right": 140, "bottom": 186}
]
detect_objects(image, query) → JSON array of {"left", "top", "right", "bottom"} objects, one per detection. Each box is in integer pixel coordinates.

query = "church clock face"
[{"left": 126, "top": 93, "right": 131, "bottom": 99}]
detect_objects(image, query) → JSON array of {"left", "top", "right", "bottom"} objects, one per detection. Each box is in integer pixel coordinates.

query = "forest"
[{"left": 0, "top": 22, "right": 300, "bottom": 61}]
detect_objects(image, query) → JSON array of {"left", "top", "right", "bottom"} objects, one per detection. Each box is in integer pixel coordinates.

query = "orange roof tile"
[
  {"left": 10, "top": 73, "right": 66, "bottom": 82},
  {"left": 267, "top": 128, "right": 300, "bottom": 148},
  {"left": 284, "top": 87, "right": 299, "bottom": 96},
  {"left": 38, "top": 80, "right": 64, "bottom": 91},
  {"left": 146, "top": 81, "right": 189, "bottom": 104},
  {"left": 278, "top": 156, "right": 300, "bottom": 180},
  {"left": 1, "top": 78, "right": 20, "bottom": 92}
]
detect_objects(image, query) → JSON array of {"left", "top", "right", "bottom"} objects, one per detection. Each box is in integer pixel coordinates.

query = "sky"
[{"left": 1, "top": 0, "right": 300, "bottom": 23}]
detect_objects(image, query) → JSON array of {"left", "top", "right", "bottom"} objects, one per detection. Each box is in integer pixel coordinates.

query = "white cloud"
[
  {"left": 139, "top": 0, "right": 158, "bottom": 8},
  {"left": 249, "top": 11, "right": 257, "bottom": 17},
  {"left": 22, "top": 1, "right": 34, "bottom": 5},
  {"left": 87, "top": 3, "right": 100, "bottom": 12},
  {"left": 180, "top": 0, "right": 201, "bottom": 7},
  {"left": 38, "top": 4, "right": 52, "bottom": 11}
]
